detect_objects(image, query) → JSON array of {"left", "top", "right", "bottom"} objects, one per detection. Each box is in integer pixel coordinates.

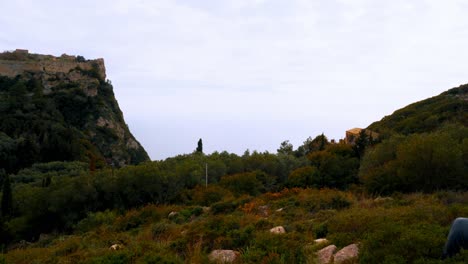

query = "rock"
[
  {"left": 314, "top": 238, "right": 329, "bottom": 244},
  {"left": 316, "top": 245, "right": 337, "bottom": 264},
  {"left": 270, "top": 226, "right": 286, "bottom": 234},
  {"left": 208, "top": 249, "right": 240, "bottom": 263},
  {"left": 168, "top": 211, "right": 178, "bottom": 218},
  {"left": 334, "top": 243, "right": 359, "bottom": 264},
  {"left": 276, "top": 207, "right": 284, "bottom": 212},
  {"left": 109, "top": 244, "right": 124, "bottom": 250}
]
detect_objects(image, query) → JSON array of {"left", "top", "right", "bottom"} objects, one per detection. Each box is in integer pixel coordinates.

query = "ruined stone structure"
[
  {"left": 345, "top": 128, "right": 379, "bottom": 145},
  {"left": 0, "top": 49, "right": 106, "bottom": 80}
]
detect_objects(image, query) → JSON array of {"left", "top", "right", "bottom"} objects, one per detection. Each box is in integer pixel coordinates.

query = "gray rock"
[
  {"left": 208, "top": 249, "right": 240, "bottom": 263},
  {"left": 270, "top": 226, "right": 286, "bottom": 234},
  {"left": 334, "top": 243, "right": 359, "bottom": 264},
  {"left": 316, "top": 244, "right": 337, "bottom": 264}
]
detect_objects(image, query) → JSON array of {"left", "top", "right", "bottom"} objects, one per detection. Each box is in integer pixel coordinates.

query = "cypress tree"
[{"left": 196, "top": 138, "right": 203, "bottom": 153}]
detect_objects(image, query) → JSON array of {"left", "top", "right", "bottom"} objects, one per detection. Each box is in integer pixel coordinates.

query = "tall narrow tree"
[{"left": 196, "top": 138, "right": 203, "bottom": 153}]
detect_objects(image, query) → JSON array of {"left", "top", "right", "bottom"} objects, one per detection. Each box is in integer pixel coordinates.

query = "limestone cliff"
[{"left": 0, "top": 49, "right": 149, "bottom": 172}]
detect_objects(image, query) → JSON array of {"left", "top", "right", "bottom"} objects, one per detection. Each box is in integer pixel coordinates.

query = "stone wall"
[{"left": 0, "top": 53, "right": 106, "bottom": 80}]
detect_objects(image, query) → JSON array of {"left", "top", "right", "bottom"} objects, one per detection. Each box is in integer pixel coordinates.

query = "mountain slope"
[
  {"left": 367, "top": 84, "right": 468, "bottom": 136},
  {"left": 0, "top": 50, "right": 149, "bottom": 173}
]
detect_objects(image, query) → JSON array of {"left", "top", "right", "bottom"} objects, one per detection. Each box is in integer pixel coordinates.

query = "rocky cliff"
[{"left": 0, "top": 49, "right": 149, "bottom": 172}]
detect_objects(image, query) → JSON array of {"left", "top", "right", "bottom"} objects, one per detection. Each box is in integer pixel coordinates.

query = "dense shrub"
[
  {"left": 189, "top": 185, "right": 232, "bottom": 206},
  {"left": 87, "top": 252, "right": 132, "bottom": 264},
  {"left": 219, "top": 172, "right": 263, "bottom": 197},
  {"left": 360, "top": 126, "right": 468, "bottom": 194},
  {"left": 75, "top": 210, "right": 117, "bottom": 233},
  {"left": 242, "top": 232, "right": 306, "bottom": 263}
]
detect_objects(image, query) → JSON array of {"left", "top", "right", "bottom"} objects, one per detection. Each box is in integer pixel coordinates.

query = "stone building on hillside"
[
  {"left": 345, "top": 128, "right": 379, "bottom": 145},
  {"left": 14, "top": 49, "right": 29, "bottom": 54}
]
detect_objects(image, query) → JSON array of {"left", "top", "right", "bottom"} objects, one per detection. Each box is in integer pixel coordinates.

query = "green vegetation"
[
  {"left": 3, "top": 185, "right": 468, "bottom": 263},
  {"left": 1, "top": 71, "right": 467, "bottom": 262},
  {"left": 368, "top": 84, "right": 468, "bottom": 137},
  {"left": 0, "top": 73, "right": 149, "bottom": 174}
]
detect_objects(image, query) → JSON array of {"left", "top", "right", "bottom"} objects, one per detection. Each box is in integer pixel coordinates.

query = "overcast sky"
[{"left": 2, "top": 0, "right": 468, "bottom": 160}]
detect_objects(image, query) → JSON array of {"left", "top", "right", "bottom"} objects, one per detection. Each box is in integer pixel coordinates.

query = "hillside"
[
  {"left": 1, "top": 70, "right": 467, "bottom": 263},
  {"left": 0, "top": 49, "right": 149, "bottom": 173},
  {"left": 367, "top": 84, "right": 468, "bottom": 136}
]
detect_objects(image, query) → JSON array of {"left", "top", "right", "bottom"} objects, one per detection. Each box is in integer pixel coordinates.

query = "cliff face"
[{"left": 0, "top": 50, "right": 149, "bottom": 172}]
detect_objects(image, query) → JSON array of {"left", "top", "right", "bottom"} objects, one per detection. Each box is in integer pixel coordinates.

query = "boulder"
[
  {"left": 109, "top": 244, "right": 124, "bottom": 250},
  {"left": 314, "top": 238, "right": 329, "bottom": 244},
  {"left": 316, "top": 245, "right": 337, "bottom": 264},
  {"left": 168, "top": 211, "right": 178, "bottom": 218},
  {"left": 334, "top": 243, "right": 359, "bottom": 264},
  {"left": 270, "top": 226, "right": 286, "bottom": 234},
  {"left": 208, "top": 249, "right": 240, "bottom": 263}
]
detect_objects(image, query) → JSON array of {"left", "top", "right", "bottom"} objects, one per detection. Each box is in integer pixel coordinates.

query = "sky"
[{"left": 2, "top": 0, "right": 468, "bottom": 160}]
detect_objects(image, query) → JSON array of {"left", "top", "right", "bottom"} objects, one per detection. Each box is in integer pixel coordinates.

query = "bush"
[
  {"left": 190, "top": 185, "right": 231, "bottom": 206},
  {"left": 359, "top": 223, "right": 447, "bottom": 263},
  {"left": 211, "top": 201, "right": 237, "bottom": 215},
  {"left": 139, "top": 253, "right": 183, "bottom": 264},
  {"left": 219, "top": 172, "right": 263, "bottom": 196},
  {"left": 242, "top": 232, "right": 306, "bottom": 263},
  {"left": 87, "top": 252, "right": 132, "bottom": 264},
  {"left": 314, "top": 222, "right": 328, "bottom": 239},
  {"left": 75, "top": 210, "right": 117, "bottom": 233},
  {"left": 151, "top": 222, "right": 171, "bottom": 240}
]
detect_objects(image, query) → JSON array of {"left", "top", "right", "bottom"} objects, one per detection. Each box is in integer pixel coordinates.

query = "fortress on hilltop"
[{"left": 0, "top": 49, "right": 106, "bottom": 80}]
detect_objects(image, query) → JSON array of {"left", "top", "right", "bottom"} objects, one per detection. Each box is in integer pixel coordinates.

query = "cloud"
[{"left": 2, "top": 0, "right": 468, "bottom": 159}]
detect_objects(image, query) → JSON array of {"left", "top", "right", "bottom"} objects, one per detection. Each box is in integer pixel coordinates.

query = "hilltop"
[
  {"left": 0, "top": 49, "right": 149, "bottom": 173},
  {"left": 368, "top": 84, "right": 468, "bottom": 136}
]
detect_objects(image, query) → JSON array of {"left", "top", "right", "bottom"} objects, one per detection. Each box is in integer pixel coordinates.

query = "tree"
[
  {"left": 1, "top": 175, "right": 12, "bottom": 218},
  {"left": 294, "top": 134, "right": 330, "bottom": 157},
  {"left": 277, "top": 140, "right": 293, "bottom": 155},
  {"left": 308, "top": 144, "right": 359, "bottom": 189},
  {"left": 353, "top": 129, "right": 370, "bottom": 159},
  {"left": 287, "top": 166, "right": 319, "bottom": 188},
  {"left": 196, "top": 138, "right": 203, "bottom": 153}
]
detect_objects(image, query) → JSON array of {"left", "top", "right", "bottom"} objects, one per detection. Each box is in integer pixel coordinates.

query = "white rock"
[
  {"left": 314, "top": 238, "right": 329, "bottom": 244},
  {"left": 109, "top": 244, "right": 124, "bottom": 250},
  {"left": 208, "top": 249, "right": 240, "bottom": 263},
  {"left": 269, "top": 226, "right": 286, "bottom": 234},
  {"left": 168, "top": 211, "right": 178, "bottom": 218}
]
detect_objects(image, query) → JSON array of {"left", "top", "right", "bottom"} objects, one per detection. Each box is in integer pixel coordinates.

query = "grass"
[{"left": 4, "top": 188, "right": 468, "bottom": 263}]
